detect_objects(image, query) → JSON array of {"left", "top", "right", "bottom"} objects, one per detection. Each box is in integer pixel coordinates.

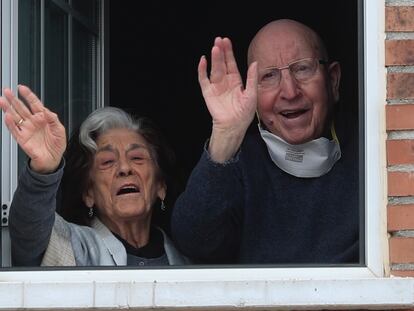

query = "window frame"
[
  {"left": 1, "top": 0, "right": 105, "bottom": 266},
  {"left": 1, "top": 0, "right": 412, "bottom": 309},
  {"left": 1, "top": 0, "right": 19, "bottom": 268}
]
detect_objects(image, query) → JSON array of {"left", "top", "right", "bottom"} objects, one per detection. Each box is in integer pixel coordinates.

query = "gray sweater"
[{"left": 10, "top": 162, "right": 190, "bottom": 266}]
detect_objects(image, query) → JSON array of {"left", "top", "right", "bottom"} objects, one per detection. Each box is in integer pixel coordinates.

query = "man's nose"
[{"left": 279, "top": 69, "right": 300, "bottom": 99}]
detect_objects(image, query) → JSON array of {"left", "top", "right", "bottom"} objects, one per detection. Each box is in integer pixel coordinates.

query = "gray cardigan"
[
  {"left": 10, "top": 161, "right": 190, "bottom": 266},
  {"left": 42, "top": 213, "right": 190, "bottom": 266}
]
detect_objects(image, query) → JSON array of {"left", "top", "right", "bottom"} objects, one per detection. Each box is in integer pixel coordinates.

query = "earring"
[
  {"left": 88, "top": 207, "right": 94, "bottom": 218},
  {"left": 160, "top": 200, "right": 166, "bottom": 211}
]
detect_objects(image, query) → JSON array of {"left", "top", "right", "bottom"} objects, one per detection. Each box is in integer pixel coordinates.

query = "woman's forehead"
[{"left": 96, "top": 128, "right": 148, "bottom": 148}]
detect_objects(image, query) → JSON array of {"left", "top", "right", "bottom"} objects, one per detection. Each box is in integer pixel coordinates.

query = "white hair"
[{"left": 79, "top": 107, "right": 141, "bottom": 152}]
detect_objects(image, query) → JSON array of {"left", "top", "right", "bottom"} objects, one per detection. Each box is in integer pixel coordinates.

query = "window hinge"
[{"left": 1, "top": 202, "right": 10, "bottom": 227}]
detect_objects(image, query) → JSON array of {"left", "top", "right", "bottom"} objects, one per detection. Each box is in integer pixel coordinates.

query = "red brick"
[
  {"left": 387, "top": 140, "right": 414, "bottom": 165},
  {"left": 390, "top": 270, "right": 414, "bottom": 277},
  {"left": 386, "top": 104, "right": 414, "bottom": 130},
  {"left": 386, "top": 40, "right": 414, "bottom": 66},
  {"left": 387, "top": 73, "right": 414, "bottom": 100},
  {"left": 386, "top": 6, "right": 414, "bottom": 31},
  {"left": 389, "top": 237, "right": 414, "bottom": 263},
  {"left": 388, "top": 171, "right": 414, "bottom": 196},
  {"left": 388, "top": 204, "right": 414, "bottom": 231}
]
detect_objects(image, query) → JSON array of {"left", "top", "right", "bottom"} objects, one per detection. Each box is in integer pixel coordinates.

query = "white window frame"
[
  {"left": 1, "top": 0, "right": 19, "bottom": 268},
  {"left": 1, "top": 0, "right": 414, "bottom": 309}
]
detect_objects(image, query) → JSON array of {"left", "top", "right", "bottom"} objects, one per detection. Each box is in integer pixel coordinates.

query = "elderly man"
[{"left": 171, "top": 19, "right": 359, "bottom": 264}]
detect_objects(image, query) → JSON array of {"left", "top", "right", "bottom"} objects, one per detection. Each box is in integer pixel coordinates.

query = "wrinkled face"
[
  {"left": 253, "top": 23, "right": 340, "bottom": 144},
  {"left": 83, "top": 128, "right": 165, "bottom": 224}
]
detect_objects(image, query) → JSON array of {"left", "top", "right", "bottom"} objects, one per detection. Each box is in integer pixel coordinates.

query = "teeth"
[
  {"left": 281, "top": 109, "right": 306, "bottom": 117},
  {"left": 122, "top": 186, "right": 137, "bottom": 190}
]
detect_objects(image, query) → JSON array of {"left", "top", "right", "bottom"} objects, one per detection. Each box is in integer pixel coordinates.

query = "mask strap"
[
  {"left": 331, "top": 122, "right": 340, "bottom": 144},
  {"left": 256, "top": 110, "right": 262, "bottom": 128}
]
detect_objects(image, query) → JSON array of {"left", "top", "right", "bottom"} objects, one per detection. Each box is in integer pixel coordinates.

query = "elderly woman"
[{"left": 0, "top": 85, "right": 190, "bottom": 266}]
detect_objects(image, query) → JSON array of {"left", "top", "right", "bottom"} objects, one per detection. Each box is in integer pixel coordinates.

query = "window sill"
[{"left": 0, "top": 268, "right": 412, "bottom": 310}]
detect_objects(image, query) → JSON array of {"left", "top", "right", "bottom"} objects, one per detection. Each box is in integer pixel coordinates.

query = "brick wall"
[{"left": 386, "top": 3, "right": 414, "bottom": 277}]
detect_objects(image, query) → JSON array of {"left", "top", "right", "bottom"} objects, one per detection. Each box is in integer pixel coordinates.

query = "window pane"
[
  {"left": 18, "top": 0, "right": 41, "bottom": 175},
  {"left": 71, "top": 19, "right": 97, "bottom": 134},
  {"left": 44, "top": 0, "right": 69, "bottom": 128},
  {"left": 18, "top": 0, "right": 41, "bottom": 93},
  {"left": 72, "top": 0, "right": 98, "bottom": 29}
]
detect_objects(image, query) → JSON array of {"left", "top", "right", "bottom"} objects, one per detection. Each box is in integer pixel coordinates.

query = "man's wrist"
[{"left": 207, "top": 129, "right": 244, "bottom": 163}]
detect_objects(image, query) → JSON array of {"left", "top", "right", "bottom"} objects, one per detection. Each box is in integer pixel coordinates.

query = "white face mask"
[{"left": 258, "top": 124, "right": 341, "bottom": 178}]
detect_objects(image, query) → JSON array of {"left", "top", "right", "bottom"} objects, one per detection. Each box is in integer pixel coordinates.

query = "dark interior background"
[{"left": 109, "top": 0, "right": 360, "bottom": 181}]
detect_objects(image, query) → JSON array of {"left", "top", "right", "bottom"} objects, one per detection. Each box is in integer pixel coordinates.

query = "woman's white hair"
[{"left": 79, "top": 107, "right": 141, "bottom": 152}]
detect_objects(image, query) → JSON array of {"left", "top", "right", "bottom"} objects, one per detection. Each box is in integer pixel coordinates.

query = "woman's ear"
[
  {"left": 83, "top": 189, "right": 95, "bottom": 208},
  {"left": 157, "top": 181, "right": 167, "bottom": 201}
]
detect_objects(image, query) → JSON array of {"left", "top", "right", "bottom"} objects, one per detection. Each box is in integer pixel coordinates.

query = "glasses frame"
[{"left": 258, "top": 58, "right": 329, "bottom": 90}]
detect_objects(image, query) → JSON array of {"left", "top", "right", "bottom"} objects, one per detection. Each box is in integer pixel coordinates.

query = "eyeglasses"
[{"left": 258, "top": 58, "right": 328, "bottom": 90}]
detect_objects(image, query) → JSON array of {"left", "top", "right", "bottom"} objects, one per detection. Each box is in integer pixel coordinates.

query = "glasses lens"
[
  {"left": 290, "top": 59, "right": 318, "bottom": 81},
  {"left": 258, "top": 58, "right": 320, "bottom": 90},
  {"left": 259, "top": 68, "right": 280, "bottom": 88}
]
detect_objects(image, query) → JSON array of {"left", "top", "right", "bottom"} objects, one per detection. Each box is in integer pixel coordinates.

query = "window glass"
[
  {"left": 17, "top": 0, "right": 100, "bottom": 174},
  {"left": 71, "top": 19, "right": 97, "bottom": 133},
  {"left": 18, "top": 0, "right": 41, "bottom": 93},
  {"left": 8, "top": 0, "right": 100, "bottom": 266},
  {"left": 72, "top": 0, "right": 98, "bottom": 28},
  {"left": 44, "top": 0, "right": 69, "bottom": 128},
  {"left": 17, "top": 0, "right": 41, "bottom": 175}
]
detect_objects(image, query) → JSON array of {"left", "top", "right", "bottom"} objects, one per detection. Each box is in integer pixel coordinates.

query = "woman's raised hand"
[{"left": 0, "top": 85, "right": 66, "bottom": 173}]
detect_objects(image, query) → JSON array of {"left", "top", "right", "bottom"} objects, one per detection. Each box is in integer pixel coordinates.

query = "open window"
[
  {"left": 110, "top": 0, "right": 365, "bottom": 265},
  {"left": 0, "top": 0, "right": 406, "bottom": 309}
]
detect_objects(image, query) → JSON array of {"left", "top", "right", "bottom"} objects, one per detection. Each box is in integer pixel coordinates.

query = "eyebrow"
[
  {"left": 96, "top": 143, "right": 150, "bottom": 154},
  {"left": 261, "top": 57, "right": 316, "bottom": 70}
]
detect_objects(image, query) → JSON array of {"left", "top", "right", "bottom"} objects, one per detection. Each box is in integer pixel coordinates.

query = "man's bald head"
[{"left": 247, "top": 19, "right": 328, "bottom": 65}]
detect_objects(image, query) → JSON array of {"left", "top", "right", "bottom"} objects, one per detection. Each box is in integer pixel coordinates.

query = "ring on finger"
[{"left": 17, "top": 118, "right": 24, "bottom": 126}]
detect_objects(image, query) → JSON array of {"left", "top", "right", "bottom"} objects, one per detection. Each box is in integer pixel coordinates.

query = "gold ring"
[{"left": 17, "top": 118, "right": 24, "bottom": 126}]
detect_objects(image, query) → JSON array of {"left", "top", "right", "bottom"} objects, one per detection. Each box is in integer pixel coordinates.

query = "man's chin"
[{"left": 280, "top": 132, "right": 314, "bottom": 145}]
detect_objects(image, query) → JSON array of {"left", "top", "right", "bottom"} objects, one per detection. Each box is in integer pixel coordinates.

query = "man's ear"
[
  {"left": 328, "top": 61, "right": 341, "bottom": 102},
  {"left": 83, "top": 188, "right": 95, "bottom": 208}
]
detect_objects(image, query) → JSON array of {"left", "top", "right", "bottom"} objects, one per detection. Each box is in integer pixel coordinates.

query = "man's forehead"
[
  {"left": 251, "top": 32, "right": 318, "bottom": 64},
  {"left": 252, "top": 36, "right": 317, "bottom": 67}
]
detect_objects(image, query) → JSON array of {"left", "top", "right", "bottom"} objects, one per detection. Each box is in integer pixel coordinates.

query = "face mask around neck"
[{"left": 258, "top": 124, "right": 341, "bottom": 178}]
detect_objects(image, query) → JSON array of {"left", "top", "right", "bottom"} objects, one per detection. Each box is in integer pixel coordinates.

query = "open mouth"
[
  {"left": 281, "top": 109, "right": 308, "bottom": 119},
  {"left": 116, "top": 185, "right": 140, "bottom": 196}
]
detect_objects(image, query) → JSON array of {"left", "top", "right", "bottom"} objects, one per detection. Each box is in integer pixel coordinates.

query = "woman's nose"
[{"left": 117, "top": 158, "right": 133, "bottom": 177}]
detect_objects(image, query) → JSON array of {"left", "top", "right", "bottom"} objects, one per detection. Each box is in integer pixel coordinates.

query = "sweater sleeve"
[
  {"left": 171, "top": 150, "right": 244, "bottom": 263},
  {"left": 9, "top": 161, "right": 64, "bottom": 266}
]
